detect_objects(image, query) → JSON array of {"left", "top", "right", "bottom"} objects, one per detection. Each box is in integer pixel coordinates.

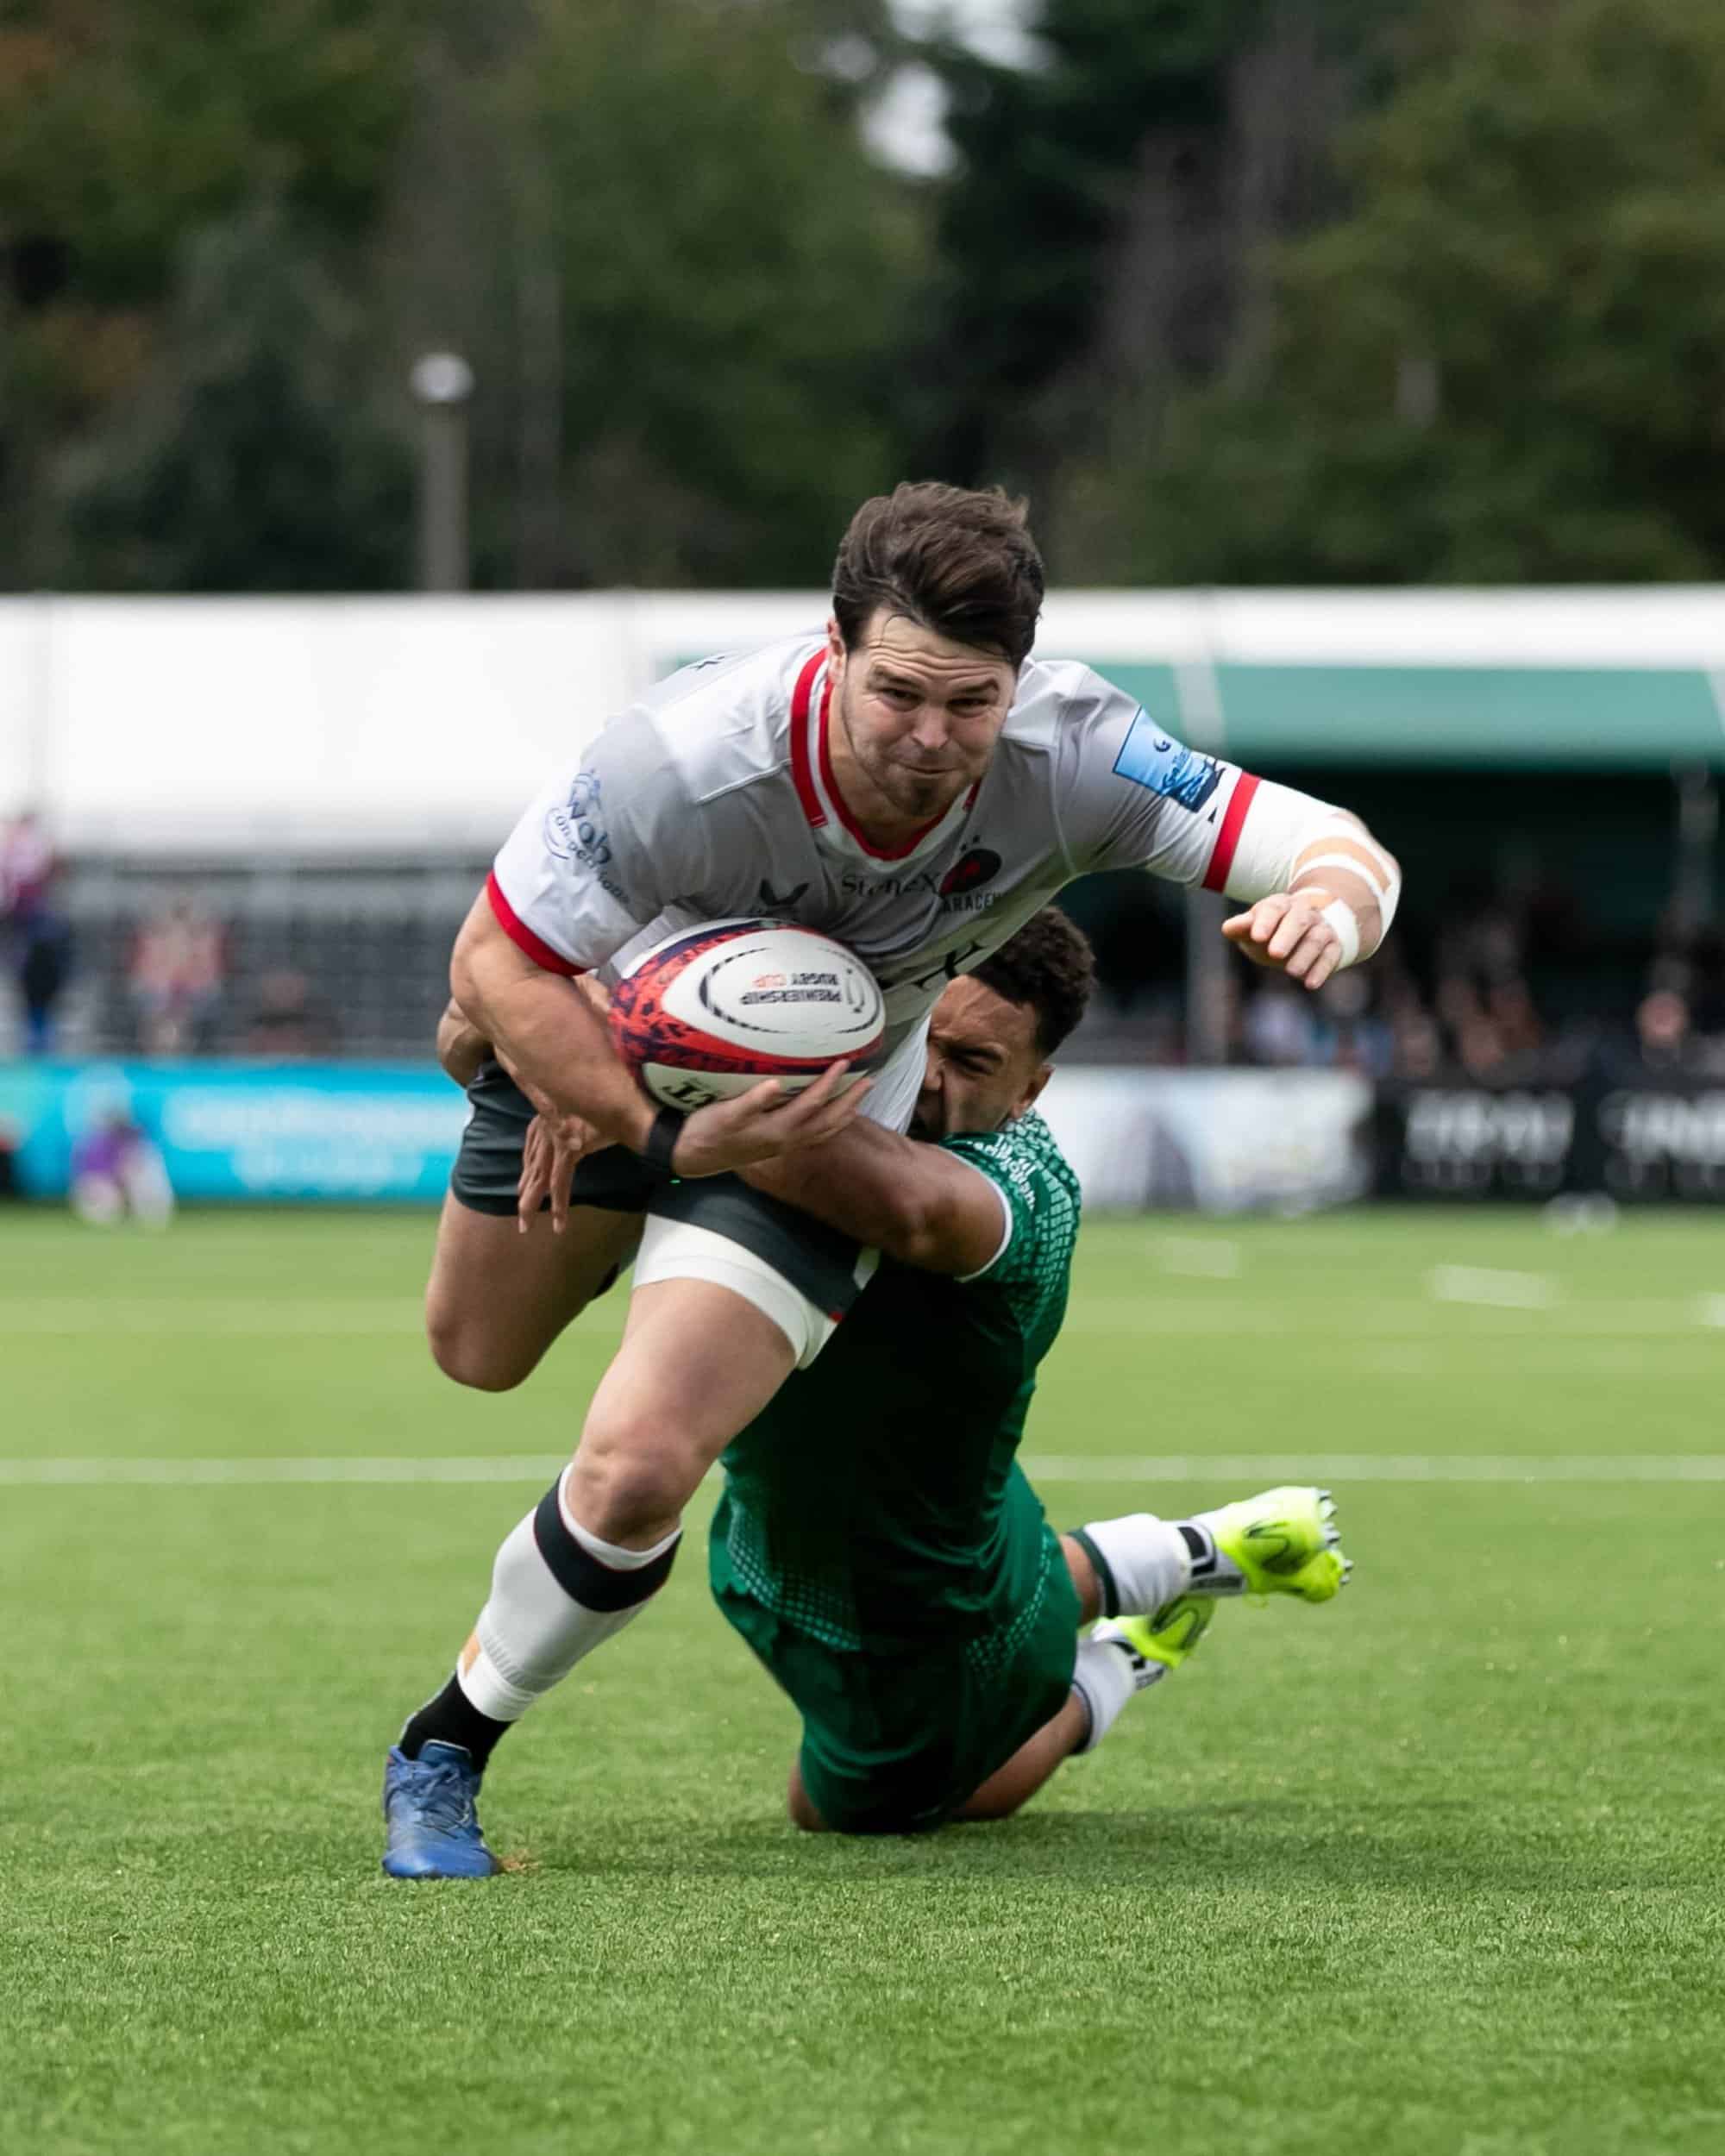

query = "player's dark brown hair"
[
  {"left": 831, "top": 482, "right": 1045, "bottom": 667},
  {"left": 974, "top": 906, "right": 1095, "bottom": 1059}
]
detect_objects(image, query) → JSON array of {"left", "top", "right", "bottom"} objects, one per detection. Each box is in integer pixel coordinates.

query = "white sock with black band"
[{"left": 461, "top": 1469, "right": 682, "bottom": 1721}]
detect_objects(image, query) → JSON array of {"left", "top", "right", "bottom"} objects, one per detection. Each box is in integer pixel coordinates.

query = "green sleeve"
[{"left": 938, "top": 1114, "right": 1082, "bottom": 1332}]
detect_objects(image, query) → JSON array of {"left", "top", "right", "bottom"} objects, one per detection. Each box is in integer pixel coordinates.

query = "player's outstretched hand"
[
  {"left": 518, "top": 1110, "right": 604, "bottom": 1233},
  {"left": 1221, "top": 887, "right": 1344, "bottom": 991},
  {"left": 670, "top": 1061, "right": 872, "bottom": 1179}
]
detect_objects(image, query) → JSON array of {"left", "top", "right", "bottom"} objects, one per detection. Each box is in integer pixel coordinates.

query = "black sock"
[{"left": 398, "top": 1673, "right": 511, "bottom": 1772}]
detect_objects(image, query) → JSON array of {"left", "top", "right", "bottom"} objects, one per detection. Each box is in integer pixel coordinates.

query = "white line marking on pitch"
[
  {"left": 3, "top": 1454, "right": 1722, "bottom": 1487},
  {"left": 1427, "top": 1265, "right": 1559, "bottom": 1310},
  {"left": 1063, "top": 1298, "right": 1725, "bottom": 1336},
  {"left": 0, "top": 1457, "right": 565, "bottom": 1486},
  {"left": 1025, "top": 1455, "right": 1725, "bottom": 1483},
  {"left": 0, "top": 1299, "right": 427, "bottom": 1334}
]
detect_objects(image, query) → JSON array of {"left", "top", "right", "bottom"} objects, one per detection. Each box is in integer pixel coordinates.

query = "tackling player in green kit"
[
  {"left": 385, "top": 910, "right": 1348, "bottom": 1866},
  {"left": 712, "top": 907, "right": 1348, "bottom": 1833}
]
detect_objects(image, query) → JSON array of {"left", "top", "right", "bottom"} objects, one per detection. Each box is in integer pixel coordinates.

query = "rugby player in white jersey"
[
  {"left": 386, "top": 911, "right": 1351, "bottom": 1872},
  {"left": 382, "top": 483, "right": 1399, "bottom": 1862}
]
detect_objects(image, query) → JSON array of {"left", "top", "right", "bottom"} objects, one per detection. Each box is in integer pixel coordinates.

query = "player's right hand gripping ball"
[{"left": 608, "top": 918, "right": 884, "bottom": 1112}]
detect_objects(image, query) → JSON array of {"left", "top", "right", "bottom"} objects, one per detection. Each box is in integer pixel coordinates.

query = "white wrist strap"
[{"left": 1319, "top": 899, "right": 1361, "bottom": 970}]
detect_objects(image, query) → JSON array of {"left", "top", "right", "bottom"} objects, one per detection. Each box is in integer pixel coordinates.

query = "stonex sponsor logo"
[
  {"left": 838, "top": 869, "right": 942, "bottom": 899},
  {"left": 834, "top": 844, "right": 1002, "bottom": 912}
]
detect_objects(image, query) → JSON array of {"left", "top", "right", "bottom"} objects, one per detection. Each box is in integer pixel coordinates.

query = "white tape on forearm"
[
  {"left": 1320, "top": 899, "right": 1361, "bottom": 970},
  {"left": 1295, "top": 851, "right": 1389, "bottom": 908}
]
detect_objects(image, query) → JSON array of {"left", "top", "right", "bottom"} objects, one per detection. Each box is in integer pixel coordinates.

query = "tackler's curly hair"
[{"left": 974, "top": 908, "right": 1095, "bottom": 1059}]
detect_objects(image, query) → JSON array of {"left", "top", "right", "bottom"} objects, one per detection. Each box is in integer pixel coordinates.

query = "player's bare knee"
[
  {"left": 787, "top": 1764, "right": 826, "bottom": 1833},
  {"left": 566, "top": 1431, "right": 691, "bottom": 1545},
  {"left": 424, "top": 1307, "right": 533, "bottom": 1393},
  {"left": 957, "top": 1788, "right": 1025, "bottom": 1824}
]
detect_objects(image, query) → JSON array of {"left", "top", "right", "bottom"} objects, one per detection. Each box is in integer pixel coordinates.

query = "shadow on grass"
[{"left": 531, "top": 1798, "right": 1690, "bottom": 1894}]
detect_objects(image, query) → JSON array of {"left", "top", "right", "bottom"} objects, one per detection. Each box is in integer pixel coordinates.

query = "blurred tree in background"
[
  {"left": 1117, "top": 0, "right": 1725, "bottom": 581},
  {"left": 0, "top": 0, "right": 417, "bottom": 586},
  {"left": 480, "top": 0, "right": 923, "bottom": 586},
  {"left": 0, "top": 0, "right": 919, "bottom": 590},
  {"left": 55, "top": 204, "right": 411, "bottom": 591},
  {"left": 910, "top": 0, "right": 1410, "bottom": 572},
  {"left": 3, "top": 0, "right": 1724, "bottom": 589}
]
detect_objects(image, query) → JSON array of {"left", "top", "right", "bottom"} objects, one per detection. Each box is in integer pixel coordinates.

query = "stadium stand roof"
[{"left": 4, "top": 588, "right": 1722, "bottom": 853}]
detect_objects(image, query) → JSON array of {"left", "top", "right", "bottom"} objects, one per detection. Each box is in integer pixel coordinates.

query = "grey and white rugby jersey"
[{"left": 488, "top": 633, "right": 1279, "bottom": 1118}]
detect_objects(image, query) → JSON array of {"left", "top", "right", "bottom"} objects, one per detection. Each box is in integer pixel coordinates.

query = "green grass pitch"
[{"left": 3, "top": 1203, "right": 1723, "bottom": 2155}]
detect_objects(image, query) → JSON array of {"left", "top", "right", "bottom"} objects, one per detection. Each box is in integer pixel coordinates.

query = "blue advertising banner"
[{"left": 0, "top": 1060, "right": 467, "bottom": 1203}]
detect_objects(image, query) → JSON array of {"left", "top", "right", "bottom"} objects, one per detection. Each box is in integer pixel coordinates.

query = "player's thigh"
[
  {"left": 568, "top": 1183, "right": 871, "bottom": 1532},
  {"left": 569, "top": 1277, "right": 796, "bottom": 1529},
  {"left": 424, "top": 1193, "right": 640, "bottom": 1391}
]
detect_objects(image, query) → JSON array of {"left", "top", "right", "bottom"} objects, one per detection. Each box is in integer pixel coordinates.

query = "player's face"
[
  {"left": 910, "top": 975, "right": 1051, "bottom": 1141},
  {"left": 826, "top": 611, "right": 1017, "bottom": 829}
]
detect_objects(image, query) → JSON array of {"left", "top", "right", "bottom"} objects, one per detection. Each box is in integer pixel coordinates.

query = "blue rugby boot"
[{"left": 381, "top": 1741, "right": 500, "bottom": 1879}]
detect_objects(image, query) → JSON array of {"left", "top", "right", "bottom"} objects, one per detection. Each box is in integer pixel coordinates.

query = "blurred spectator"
[
  {"left": 1389, "top": 1006, "right": 1443, "bottom": 1079},
  {"left": 1485, "top": 980, "right": 1543, "bottom": 1061},
  {"left": 2, "top": 810, "right": 75, "bottom": 1056},
  {"left": 70, "top": 1108, "right": 174, "bottom": 1229},
  {"left": 1313, "top": 971, "right": 1396, "bottom": 1079},
  {"left": 1634, "top": 987, "right": 1694, "bottom": 1073},
  {"left": 242, "top": 968, "right": 337, "bottom": 1058},
  {"left": 0, "top": 1113, "right": 22, "bottom": 1200},
  {"left": 1456, "top": 1009, "right": 1509, "bottom": 1079},
  {"left": 1242, "top": 981, "right": 1314, "bottom": 1067},
  {"left": 129, "top": 899, "right": 226, "bottom": 1055}
]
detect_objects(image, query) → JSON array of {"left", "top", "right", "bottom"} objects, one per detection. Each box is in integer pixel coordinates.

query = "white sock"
[
  {"left": 1070, "top": 1636, "right": 1166, "bottom": 1753},
  {"left": 1072, "top": 1513, "right": 1191, "bottom": 1619},
  {"left": 459, "top": 1470, "right": 682, "bottom": 1723}
]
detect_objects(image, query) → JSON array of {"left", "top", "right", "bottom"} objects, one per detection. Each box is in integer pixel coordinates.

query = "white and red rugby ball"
[{"left": 608, "top": 918, "right": 886, "bottom": 1111}]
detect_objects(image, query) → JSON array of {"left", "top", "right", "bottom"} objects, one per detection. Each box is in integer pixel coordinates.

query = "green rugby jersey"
[{"left": 714, "top": 1110, "right": 1081, "bottom": 1652}]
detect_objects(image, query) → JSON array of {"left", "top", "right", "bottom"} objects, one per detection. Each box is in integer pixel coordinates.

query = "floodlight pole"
[
  {"left": 1185, "top": 888, "right": 1233, "bottom": 1064},
  {"left": 410, "top": 351, "right": 475, "bottom": 592}
]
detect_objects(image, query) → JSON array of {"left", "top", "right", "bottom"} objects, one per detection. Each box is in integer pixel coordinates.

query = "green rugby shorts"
[{"left": 709, "top": 1502, "right": 1081, "bottom": 1835}]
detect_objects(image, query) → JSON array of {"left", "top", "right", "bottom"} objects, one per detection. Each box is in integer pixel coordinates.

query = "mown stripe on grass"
[
  {"left": 9, "top": 1295, "right": 1725, "bottom": 1336},
  {"left": 3, "top": 1452, "right": 1722, "bottom": 1485}
]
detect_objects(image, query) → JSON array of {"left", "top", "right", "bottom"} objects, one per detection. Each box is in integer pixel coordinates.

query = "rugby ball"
[{"left": 609, "top": 918, "right": 886, "bottom": 1112}]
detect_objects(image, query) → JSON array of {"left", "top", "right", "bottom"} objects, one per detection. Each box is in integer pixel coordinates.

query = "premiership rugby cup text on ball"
[{"left": 608, "top": 919, "right": 887, "bottom": 1112}]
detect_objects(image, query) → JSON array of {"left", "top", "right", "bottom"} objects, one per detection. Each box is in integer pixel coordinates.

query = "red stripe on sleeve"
[
  {"left": 1201, "top": 771, "right": 1260, "bottom": 893},
  {"left": 789, "top": 649, "right": 826, "bottom": 828},
  {"left": 485, "top": 870, "right": 586, "bottom": 977}
]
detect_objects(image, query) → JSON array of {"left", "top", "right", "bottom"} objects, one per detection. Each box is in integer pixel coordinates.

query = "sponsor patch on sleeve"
[
  {"left": 543, "top": 769, "right": 612, "bottom": 870},
  {"left": 1113, "top": 711, "right": 1222, "bottom": 812}
]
